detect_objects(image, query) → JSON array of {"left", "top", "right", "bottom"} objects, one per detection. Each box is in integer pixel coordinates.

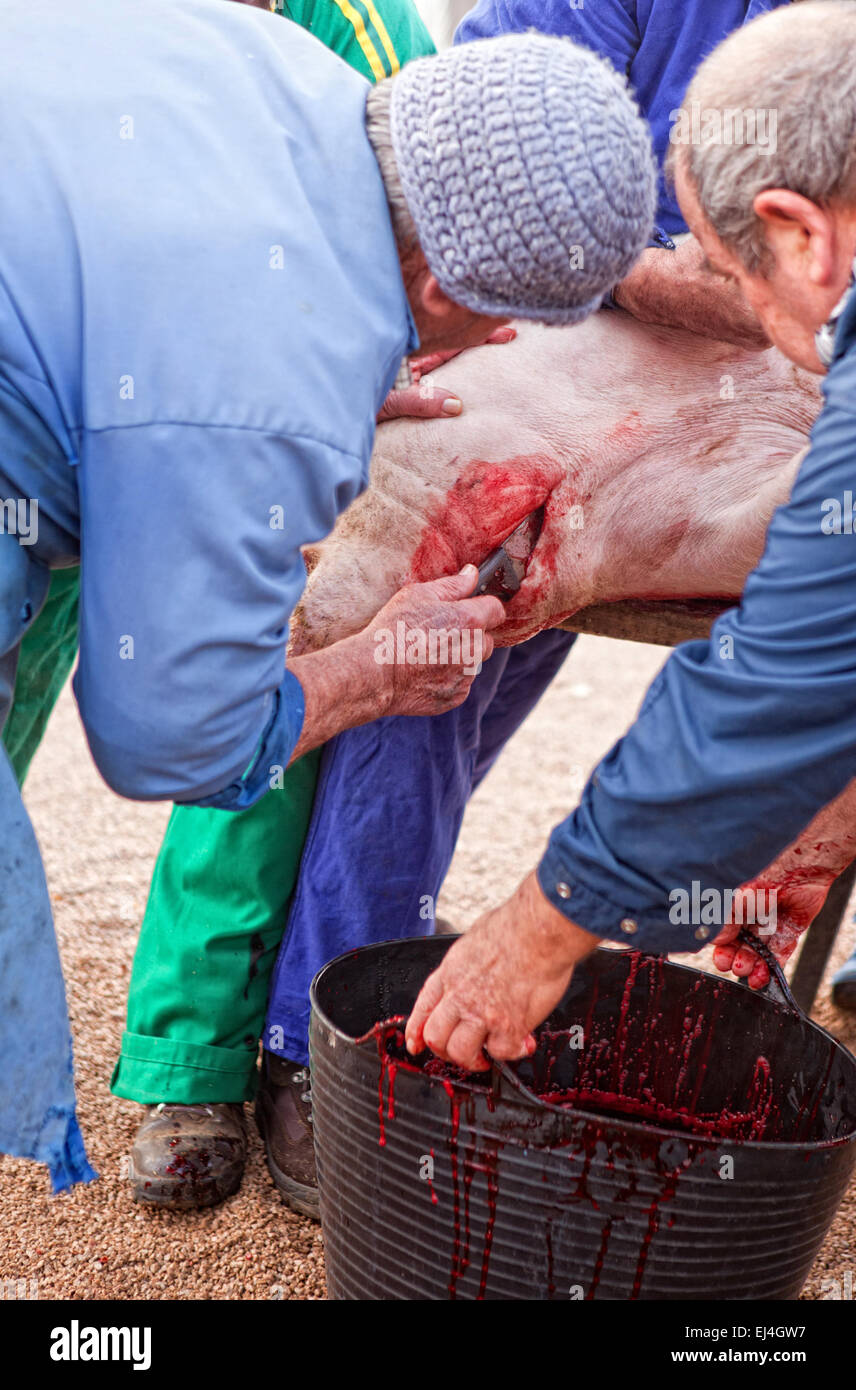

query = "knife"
[{"left": 474, "top": 507, "right": 544, "bottom": 601}]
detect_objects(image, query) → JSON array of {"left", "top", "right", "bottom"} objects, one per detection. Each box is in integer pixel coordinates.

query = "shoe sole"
[
  {"left": 264, "top": 1149, "right": 321, "bottom": 1221},
  {"left": 255, "top": 1104, "right": 320, "bottom": 1221},
  {"left": 128, "top": 1158, "right": 244, "bottom": 1212}
]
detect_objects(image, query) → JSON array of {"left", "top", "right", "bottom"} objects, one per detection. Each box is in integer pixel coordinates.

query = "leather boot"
[
  {"left": 129, "top": 1101, "right": 247, "bottom": 1210},
  {"left": 255, "top": 1053, "right": 319, "bottom": 1219}
]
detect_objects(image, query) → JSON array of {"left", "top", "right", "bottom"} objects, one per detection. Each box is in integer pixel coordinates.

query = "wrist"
[
  {"left": 518, "top": 869, "right": 601, "bottom": 969},
  {"left": 348, "top": 627, "right": 394, "bottom": 718},
  {"left": 285, "top": 629, "right": 392, "bottom": 762}
]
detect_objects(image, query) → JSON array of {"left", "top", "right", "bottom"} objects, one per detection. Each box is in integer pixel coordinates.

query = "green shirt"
[{"left": 275, "top": 0, "right": 435, "bottom": 80}]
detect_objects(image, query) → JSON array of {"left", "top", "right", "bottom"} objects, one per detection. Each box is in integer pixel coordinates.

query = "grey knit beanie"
[{"left": 389, "top": 34, "right": 657, "bottom": 325}]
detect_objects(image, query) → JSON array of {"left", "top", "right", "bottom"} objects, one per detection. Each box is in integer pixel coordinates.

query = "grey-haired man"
[{"left": 409, "top": 0, "right": 856, "bottom": 1070}]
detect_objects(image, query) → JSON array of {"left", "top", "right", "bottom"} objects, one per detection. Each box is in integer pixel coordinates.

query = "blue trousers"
[
  {"left": 264, "top": 628, "right": 577, "bottom": 1063},
  {"left": 0, "top": 534, "right": 95, "bottom": 1189}
]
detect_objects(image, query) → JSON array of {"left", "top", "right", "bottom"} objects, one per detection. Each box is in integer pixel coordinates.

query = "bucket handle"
[
  {"left": 487, "top": 1054, "right": 575, "bottom": 1124},
  {"left": 735, "top": 928, "right": 802, "bottom": 1015}
]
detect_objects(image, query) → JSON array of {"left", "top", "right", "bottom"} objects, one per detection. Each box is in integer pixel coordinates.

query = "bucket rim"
[{"left": 309, "top": 935, "right": 856, "bottom": 1153}]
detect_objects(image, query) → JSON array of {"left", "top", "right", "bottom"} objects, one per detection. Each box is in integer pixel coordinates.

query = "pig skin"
[
  {"left": 293, "top": 312, "right": 856, "bottom": 972},
  {"left": 291, "top": 313, "right": 820, "bottom": 654}
]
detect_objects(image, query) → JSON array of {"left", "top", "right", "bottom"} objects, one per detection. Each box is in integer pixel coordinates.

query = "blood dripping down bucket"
[{"left": 309, "top": 937, "right": 856, "bottom": 1300}]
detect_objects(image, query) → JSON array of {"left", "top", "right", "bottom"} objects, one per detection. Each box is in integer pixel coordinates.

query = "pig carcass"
[
  {"left": 294, "top": 311, "right": 856, "bottom": 975},
  {"left": 292, "top": 313, "right": 820, "bottom": 653}
]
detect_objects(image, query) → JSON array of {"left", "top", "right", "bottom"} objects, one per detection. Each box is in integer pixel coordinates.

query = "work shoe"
[
  {"left": 129, "top": 1102, "right": 247, "bottom": 1210},
  {"left": 255, "top": 1053, "right": 319, "bottom": 1219}
]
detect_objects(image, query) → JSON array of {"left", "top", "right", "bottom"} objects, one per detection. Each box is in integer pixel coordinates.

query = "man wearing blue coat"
[{"left": 0, "top": 0, "right": 657, "bottom": 1188}]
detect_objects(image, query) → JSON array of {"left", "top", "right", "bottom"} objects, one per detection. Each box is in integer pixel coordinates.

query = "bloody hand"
[{"left": 712, "top": 879, "right": 828, "bottom": 990}]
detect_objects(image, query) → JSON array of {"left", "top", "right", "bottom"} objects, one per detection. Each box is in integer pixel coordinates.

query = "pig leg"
[
  {"left": 713, "top": 776, "right": 856, "bottom": 987},
  {"left": 498, "top": 442, "right": 806, "bottom": 646}
]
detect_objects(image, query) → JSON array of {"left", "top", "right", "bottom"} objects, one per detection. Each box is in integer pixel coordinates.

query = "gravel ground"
[{"left": 1, "top": 634, "right": 854, "bottom": 1301}]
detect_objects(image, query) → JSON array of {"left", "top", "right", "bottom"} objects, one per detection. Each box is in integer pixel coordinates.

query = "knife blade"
[{"left": 475, "top": 507, "right": 544, "bottom": 601}]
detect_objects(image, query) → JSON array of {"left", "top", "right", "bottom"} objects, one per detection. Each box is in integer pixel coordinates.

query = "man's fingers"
[
  {"left": 422, "top": 995, "right": 466, "bottom": 1062},
  {"left": 730, "top": 948, "right": 756, "bottom": 977},
  {"left": 444, "top": 1019, "right": 491, "bottom": 1072},
  {"left": 485, "top": 1026, "right": 536, "bottom": 1063},
  {"left": 715, "top": 934, "right": 778, "bottom": 988},
  {"left": 377, "top": 385, "right": 461, "bottom": 423},
  {"left": 405, "top": 971, "right": 445, "bottom": 1055},
  {"left": 409, "top": 348, "right": 461, "bottom": 379},
  {"left": 747, "top": 957, "right": 770, "bottom": 990},
  {"left": 713, "top": 943, "right": 737, "bottom": 973},
  {"left": 713, "top": 921, "right": 740, "bottom": 948},
  {"left": 776, "top": 935, "right": 800, "bottom": 965},
  {"left": 484, "top": 326, "right": 517, "bottom": 345},
  {"left": 456, "top": 595, "right": 506, "bottom": 631},
  {"left": 415, "top": 569, "right": 506, "bottom": 629}
]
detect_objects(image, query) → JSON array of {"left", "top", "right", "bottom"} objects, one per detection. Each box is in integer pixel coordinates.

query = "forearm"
[
  {"left": 185, "top": 568, "right": 502, "bottom": 811},
  {"left": 286, "top": 633, "right": 389, "bottom": 763},
  {"left": 614, "top": 245, "right": 769, "bottom": 349}
]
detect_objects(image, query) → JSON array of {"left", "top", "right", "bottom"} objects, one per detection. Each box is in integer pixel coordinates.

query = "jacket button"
[
  {"left": 694, "top": 926, "right": 710, "bottom": 941},
  {"left": 556, "top": 881, "right": 572, "bottom": 900},
  {"left": 620, "top": 918, "right": 637, "bottom": 935}
]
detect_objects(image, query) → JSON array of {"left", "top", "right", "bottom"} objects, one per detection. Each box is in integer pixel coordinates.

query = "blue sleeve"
[
  {"left": 538, "top": 364, "right": 856, "bottom": 953},
  {"left": 455, "top": 0, "right": 640, "bottom": 76},
  {"left": 73, "top": 422, "right": 363, "bottom": 806}
]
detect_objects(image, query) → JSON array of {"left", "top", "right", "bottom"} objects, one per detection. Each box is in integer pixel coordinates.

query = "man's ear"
[
  {"left": 420, "top": 272, "right": 457, "bottom": 320},
  {"left": 753, "top": 189, "right": 836, "bottom": 286}
]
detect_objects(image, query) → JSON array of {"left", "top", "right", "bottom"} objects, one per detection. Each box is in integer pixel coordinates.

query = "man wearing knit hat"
[{"left": 0, "top": 0, "right": 655, "bottom": 1190}]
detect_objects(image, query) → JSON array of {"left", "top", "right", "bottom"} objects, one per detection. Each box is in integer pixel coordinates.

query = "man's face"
[{"left": 676, "top": 161, "right": 853, "bottom": 373}]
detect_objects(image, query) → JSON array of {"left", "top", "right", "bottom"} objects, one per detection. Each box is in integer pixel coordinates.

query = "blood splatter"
[{"left": 408, "top": 455, "right": 564, "bottom": 585}]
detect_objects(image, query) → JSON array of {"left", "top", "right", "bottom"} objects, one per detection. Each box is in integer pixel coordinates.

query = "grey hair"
[
  {"left": 365, "top": 78, "right": 419, "bottom": 253},
  {"left": 668, "top": 0, "right": 856, "bottom": 272}
]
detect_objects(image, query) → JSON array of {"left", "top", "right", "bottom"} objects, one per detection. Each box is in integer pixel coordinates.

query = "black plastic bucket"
[{"left": 310, "top": 937, "right": 856, "bottom": 1300}]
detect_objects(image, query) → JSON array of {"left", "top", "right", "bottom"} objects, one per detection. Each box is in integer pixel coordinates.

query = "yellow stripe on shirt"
[
  {"left": 361, "top": 0, "right": 401, "bottom": 75},
  {"left": 331, "top": 0, "right": 386, "bottom": 81}
]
